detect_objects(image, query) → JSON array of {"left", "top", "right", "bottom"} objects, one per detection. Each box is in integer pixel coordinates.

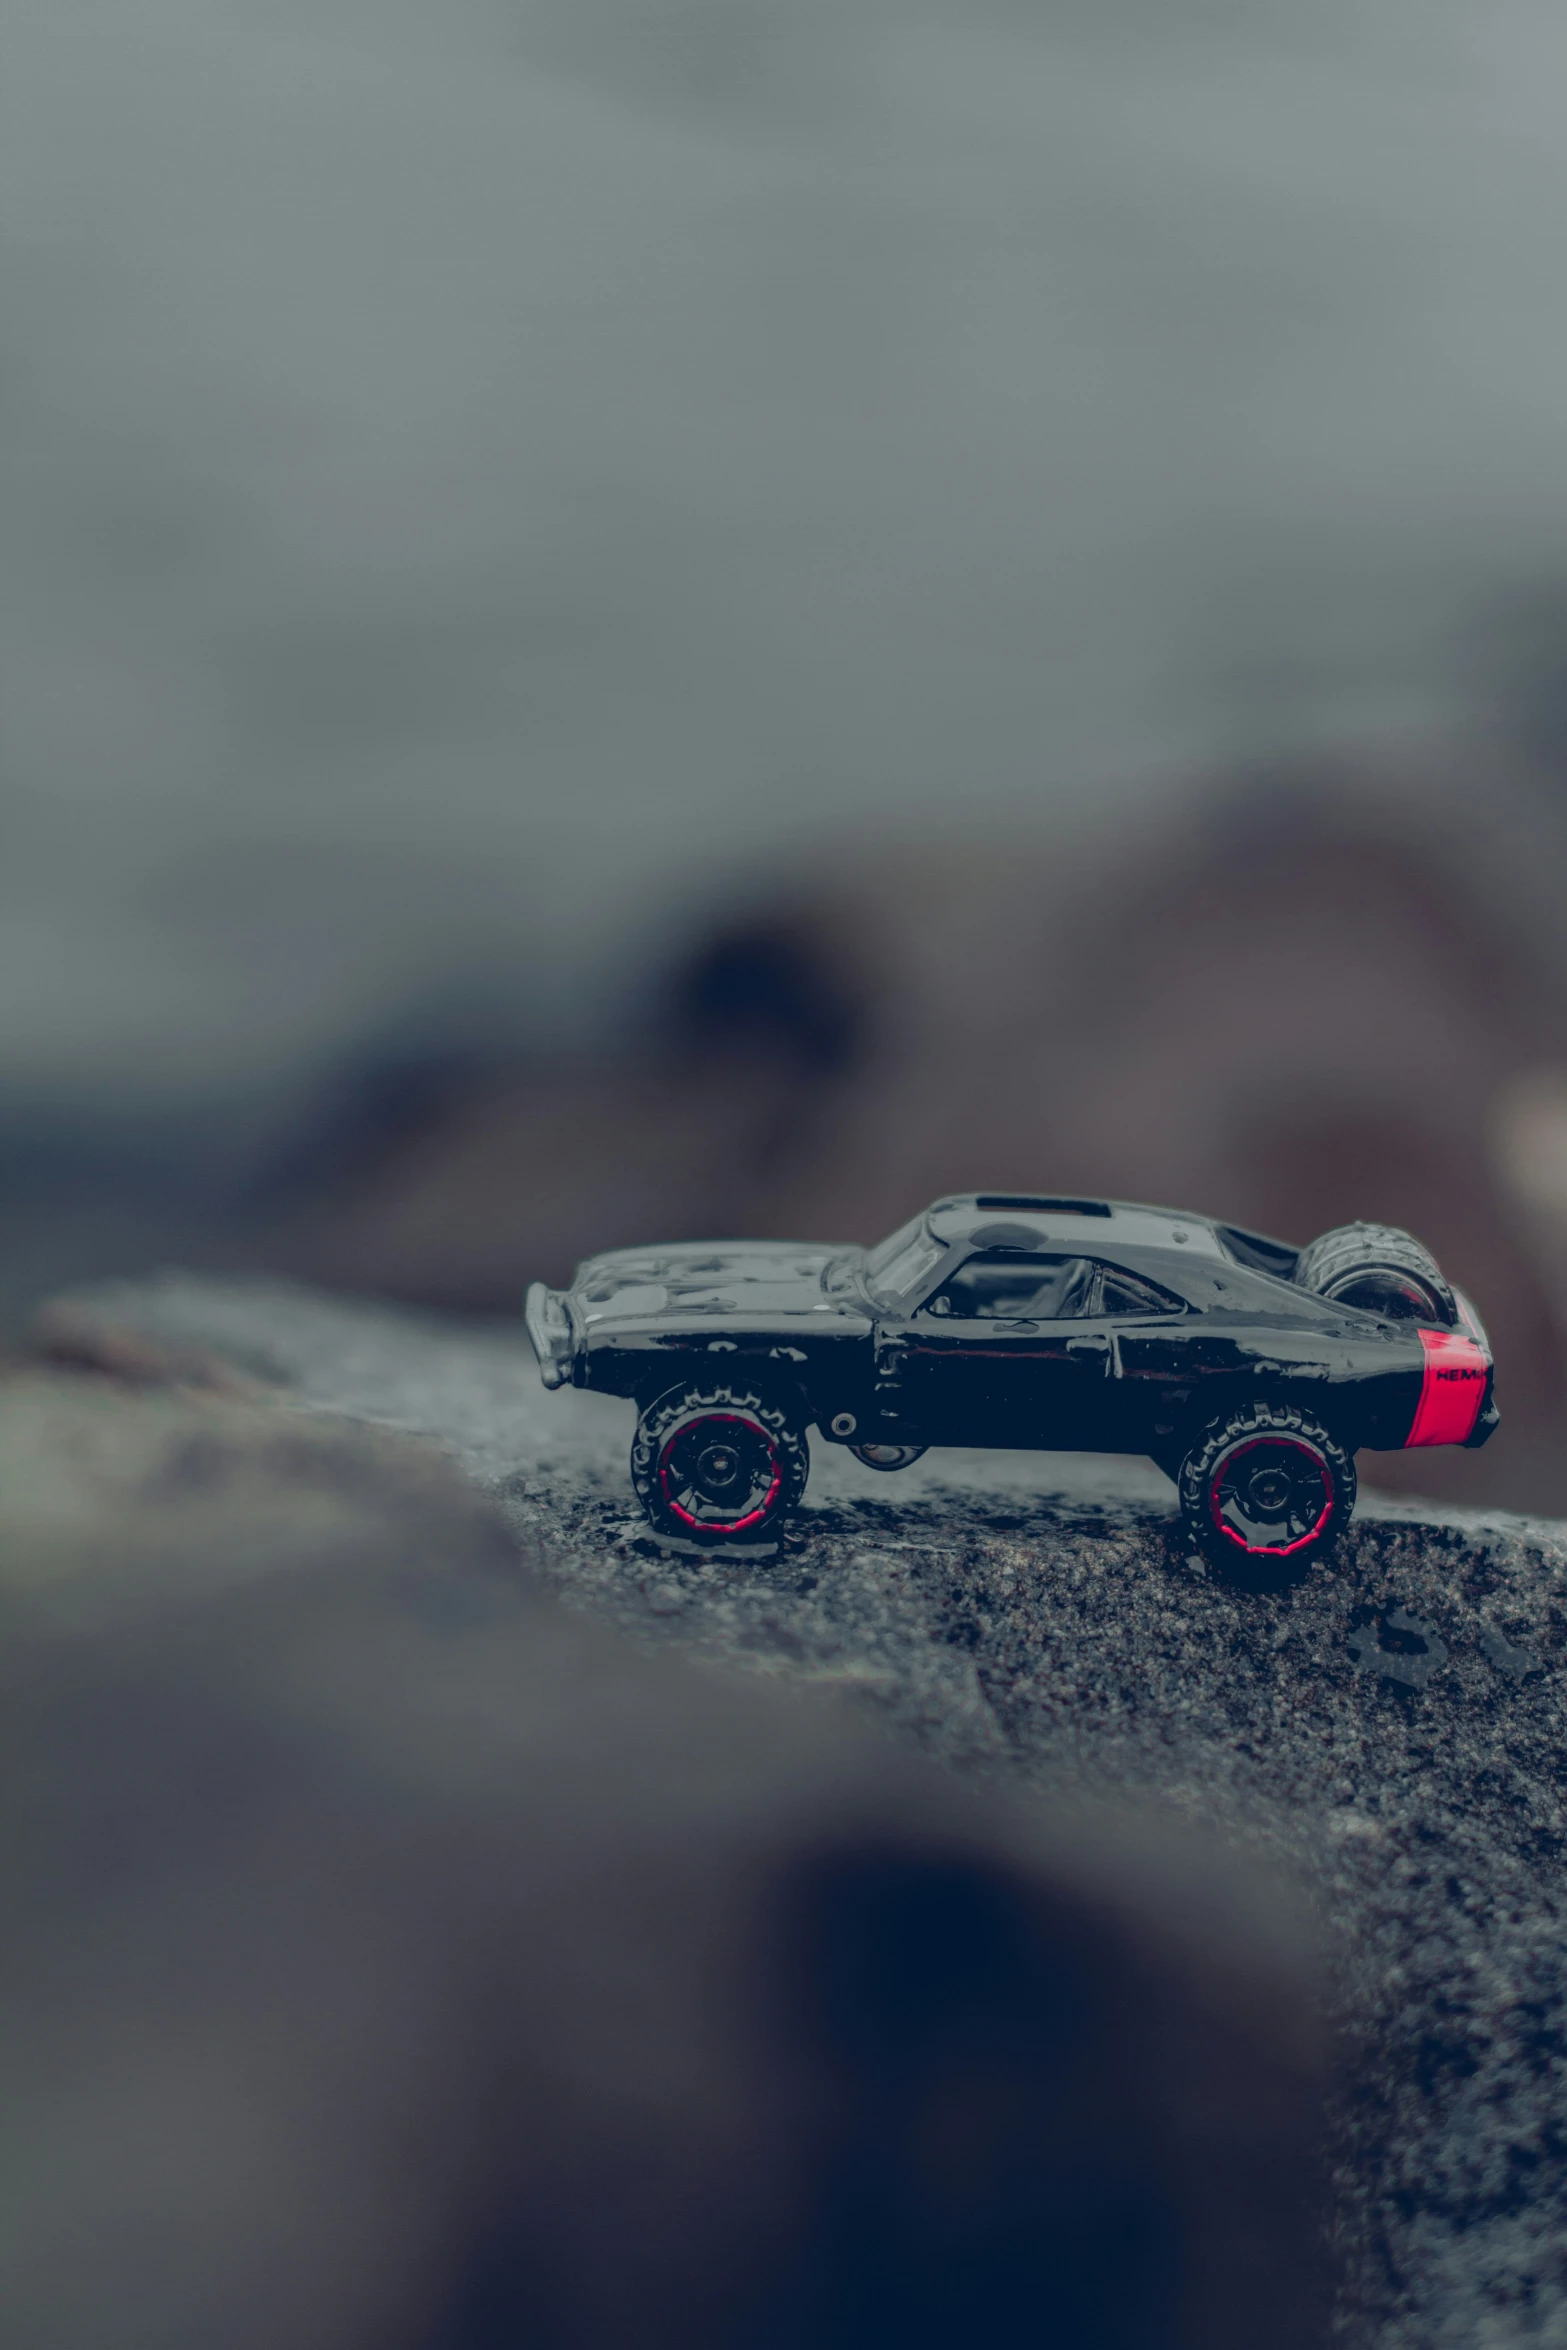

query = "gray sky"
[{"left": 4, "top": 0, "right": 1567, "bottom": 1098}]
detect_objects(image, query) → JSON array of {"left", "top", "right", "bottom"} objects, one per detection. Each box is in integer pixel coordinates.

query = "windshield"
[{"left": 864, "top": 1216, "right": 947, "bottom": 1307}]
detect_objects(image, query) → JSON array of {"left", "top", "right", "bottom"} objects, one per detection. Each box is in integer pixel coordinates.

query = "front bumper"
[{"left": 525, "top": 1282, "right": 575, "bottom": 1390}]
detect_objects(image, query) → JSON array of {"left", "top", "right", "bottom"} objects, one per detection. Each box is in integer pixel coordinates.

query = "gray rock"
[
  {"left": 0, "top": 1321, "right": 1325, "bottom": 2350},
  {"left": 49, "top": 1272, "right": 1567, "bottom": 2346}
]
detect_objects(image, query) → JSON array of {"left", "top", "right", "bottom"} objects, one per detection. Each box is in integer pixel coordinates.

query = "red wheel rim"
[
  {"left": 657, "top": 1412, "right": 783, "bottom": 1535},
  {"left": 1208, "top": 1435, "right": 1333, "bottom": 1556}
]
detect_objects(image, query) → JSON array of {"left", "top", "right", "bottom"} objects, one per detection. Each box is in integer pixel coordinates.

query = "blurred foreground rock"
[
  {"left": 25, "top": 1271, "right": 1567, "bottom": 2347},
  {"left": 0, "top": 1311, "right": 1325, "bottom": 2350}
]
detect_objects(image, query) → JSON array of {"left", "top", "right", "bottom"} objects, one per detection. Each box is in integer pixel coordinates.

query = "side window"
[
  {"left": 1094, "top": 1265, "right": 1187, "bottom": 1318},
  {"left": 925, "top": 1253, "right": 1096, "bottom": 1320}
]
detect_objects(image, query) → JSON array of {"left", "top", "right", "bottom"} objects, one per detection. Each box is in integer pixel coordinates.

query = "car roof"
[{"left": 926, "top": 1194, "right": 1228, "bottom": 1260}]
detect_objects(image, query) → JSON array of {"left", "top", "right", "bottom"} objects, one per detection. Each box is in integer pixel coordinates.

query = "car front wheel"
[
  {"left": 632, "top": 1381, "right": 808, "bottom": 1545},
  {"left": 1179, "top": 1403, "right": 1355, "bottom": 1581}
]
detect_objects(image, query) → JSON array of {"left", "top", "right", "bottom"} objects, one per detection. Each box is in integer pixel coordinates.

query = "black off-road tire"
[
  {"left": 632, "top": 1380, "right": 809, "bottom": 1545},
  {"left": 1294, "top": 1221, "right": 1455, "bottom": 1327},
  {"left": 1179, "top": 1402, "right": 1356, "bottom": 1582}
]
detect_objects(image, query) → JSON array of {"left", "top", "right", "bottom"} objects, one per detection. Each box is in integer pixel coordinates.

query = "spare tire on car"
[{"left": 1292, "top": 1221, "right": 1456, "bottom": 1327}]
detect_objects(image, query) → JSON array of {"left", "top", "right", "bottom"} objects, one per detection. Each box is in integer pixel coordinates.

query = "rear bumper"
[
  {"left": 1464, "top": 1379, "right": 1500, "bottom": 1447},
  {"left": 1404, "top": 1323, "right": 1492, "bottom": 1448},
  {"left": 525, "top": 1283, "right": 575, "bottom": 1390},
  {"left": 1452, "top": 1290, "right": 1499, "bottom": 1445}
]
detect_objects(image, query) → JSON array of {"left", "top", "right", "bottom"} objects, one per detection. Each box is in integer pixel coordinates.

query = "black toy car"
[{"left": 526, "top": 1196, "right": 1496, "bottom": 1571}]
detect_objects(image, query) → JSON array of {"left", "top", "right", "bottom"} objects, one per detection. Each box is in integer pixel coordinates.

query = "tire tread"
[
  {"left": 1293, "top": 1221, "right": 1455, "bottom": 1326},
  {"left": 631, "top": 1379, "right": 808, "bottom": 1544},
  {"left": 1179, "top": 1400, "right": 1355, "bottom": 1579}
]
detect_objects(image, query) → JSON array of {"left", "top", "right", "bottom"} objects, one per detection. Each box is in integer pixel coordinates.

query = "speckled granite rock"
[{"left": 45, "top": 1274, "right": 1567, "bottom": 2347}]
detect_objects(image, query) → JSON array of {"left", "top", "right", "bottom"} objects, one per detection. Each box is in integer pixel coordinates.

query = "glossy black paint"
[{"left": 525, "top": 1196, "right": 1496, "bottom": 1468}]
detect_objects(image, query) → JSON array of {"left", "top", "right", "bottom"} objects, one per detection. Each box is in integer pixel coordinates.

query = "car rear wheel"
[
  {"left": 632, "top": 1381, "right": 808, "bottom": 1545},
  {"left": 1293, "top": 1221, "right": 1455, "bottom": 1326},
  {"left": 1179, "top": 1403, "right": 1355, "bottom": 1582}
]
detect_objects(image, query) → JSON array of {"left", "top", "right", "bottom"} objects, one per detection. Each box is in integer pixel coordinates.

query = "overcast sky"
[{"left": 5, "top": 0, "right": 1567, "bottom": 1098}]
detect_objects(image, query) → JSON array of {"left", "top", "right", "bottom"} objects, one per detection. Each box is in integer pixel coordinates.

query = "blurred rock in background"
[
  {"left": 229, "top": 754, "right": 1567, "bottom": 1514},
  {"left": 7, "top": 750, "right": 1567, "bottom": 1515}
]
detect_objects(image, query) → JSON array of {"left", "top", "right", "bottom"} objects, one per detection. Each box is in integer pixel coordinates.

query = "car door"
[
  {"left": 1086, "top": 1261, "right": 1193, "bottom": 1451},
  {"left": 888, "top": 1251, "right": 1112, "bottom": 1448}
]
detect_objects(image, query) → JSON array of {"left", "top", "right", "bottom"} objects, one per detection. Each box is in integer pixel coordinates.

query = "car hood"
[{"left": 570, "top": 1241, "right": 854, "bottom": 1325}]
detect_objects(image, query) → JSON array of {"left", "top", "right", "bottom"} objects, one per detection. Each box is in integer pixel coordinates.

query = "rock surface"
[
  {"left": 0, "top": 1314, "right": 1327, "bottom": 2350},
  {"left": 47, "top": 1273, "right": 1567, "bottom": 2347}
]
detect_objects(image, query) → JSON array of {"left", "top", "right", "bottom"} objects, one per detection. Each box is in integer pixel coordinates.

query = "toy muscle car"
[{"left": 526, "top": 1197, "right": 1496, "bottom": 1571}]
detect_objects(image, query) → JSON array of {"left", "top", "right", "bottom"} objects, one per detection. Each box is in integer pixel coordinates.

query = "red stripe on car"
[{"left": 1405, "top": 1328, "right": 1489, "bottom": 1447}]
